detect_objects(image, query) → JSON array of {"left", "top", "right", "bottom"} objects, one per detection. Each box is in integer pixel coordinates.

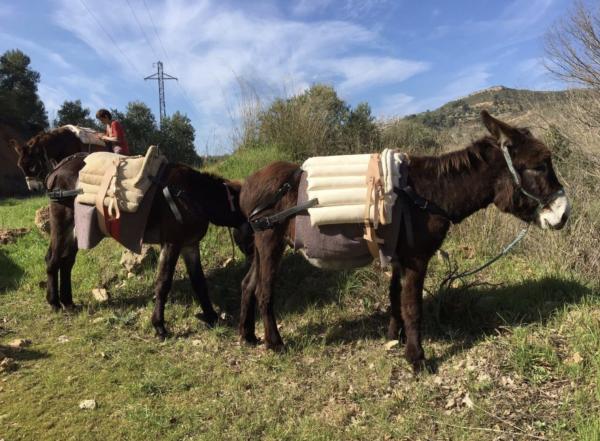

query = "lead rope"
[
  {"left": 444, "top": 224, "right": 530, "bottom": 284},
  {"left": 227, "top": 227, "right": 236, "bottom": 263}
]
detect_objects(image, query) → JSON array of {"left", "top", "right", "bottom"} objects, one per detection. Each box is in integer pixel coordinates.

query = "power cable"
[
  {"left": 79, "top": 0, "right": 143, "bottom": 78},
  {"left": 125, "top": 0, "right": 160, "bottom": 61}
]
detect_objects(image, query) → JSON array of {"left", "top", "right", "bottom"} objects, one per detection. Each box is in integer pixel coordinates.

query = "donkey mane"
[
  {"left": 411, "top": 136, "right": 497, "bottom": 178},
  {"left": 27, "top": 127, "right": 77, "bottom": 149}
]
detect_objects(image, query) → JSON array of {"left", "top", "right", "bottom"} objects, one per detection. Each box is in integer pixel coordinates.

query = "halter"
[{"left": 500, "top": 141, "right": 565, "bottom": 212}]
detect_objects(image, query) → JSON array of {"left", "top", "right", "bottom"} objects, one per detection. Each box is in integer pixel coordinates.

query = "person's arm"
[{"left": 101, "top": 121, "right": 119, "bottom": 142}]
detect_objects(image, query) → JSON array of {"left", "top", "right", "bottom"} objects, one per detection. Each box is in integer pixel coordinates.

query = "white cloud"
[
  {"left": 322, "top": 56, "right": 430, "bottom": 94},
  {"left": 375, "top": 64, "right": 493, "bottom": 117},
  {"left": 51, "top": 0, "right": 428, "bottom": 151},
  {"left": 377, "top": 92, "right": 417, "bottom": 118}
]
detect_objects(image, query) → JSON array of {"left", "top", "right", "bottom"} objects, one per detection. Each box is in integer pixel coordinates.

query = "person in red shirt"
[{"left": 96, "top": 108, "right": 130, "bottom": 155}]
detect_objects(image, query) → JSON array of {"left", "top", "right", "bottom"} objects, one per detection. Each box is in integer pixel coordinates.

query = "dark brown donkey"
[
  {"left": 12, "top": 137, "right": 251, "bottom": 339},
  {"left": 9, "top": 127, "right": 107, "bottom": 192},
  {"left": 239, "top": 111, "right": 570, "bottom": 371}
]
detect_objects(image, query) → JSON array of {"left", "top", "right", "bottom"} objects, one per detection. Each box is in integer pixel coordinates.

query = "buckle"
[{"left": 250, "top": 217, "right": 273, "bottom": 232}]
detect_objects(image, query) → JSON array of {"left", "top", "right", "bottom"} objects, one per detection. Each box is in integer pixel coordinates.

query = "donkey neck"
[
  {"left": 181, "top": 167, "right": 245, "bottom": 228},
  {"left": 407, "top": 140, "right": 502, "bottom": 223}
]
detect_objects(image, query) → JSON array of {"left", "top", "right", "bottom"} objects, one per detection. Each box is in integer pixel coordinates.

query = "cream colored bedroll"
[
  {"left": 302, "top": 148, "right": 405, "bottom": 228},
  {"left": 75, "top": 145, "right": 167, "bottom": 217}
]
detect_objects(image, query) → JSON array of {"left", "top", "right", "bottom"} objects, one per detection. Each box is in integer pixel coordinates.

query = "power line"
[
  {"left": 139, "top": 0, "right": 203, "bottom": 122},
  {"left": 142, "top": 0, "right": 171, "bottom": 64},
  {"left": 78, "top": 0, "right": 143, "bottom": 78},
  {"left": 125, "top": 0, "right": 160, "bottom": 61}
]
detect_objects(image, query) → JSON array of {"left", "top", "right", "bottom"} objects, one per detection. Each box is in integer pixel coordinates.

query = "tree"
[
  {"left": 342, "top": 102, "right": 381, "bottom": 153},
  {"left": 545, "top": 2, "right": 600, "bottom": 89},
  {"left": 158, "top": 111, "right": 201, "bottom": 165},
  {"left": 255, "top": 84, "right": 380, "bottom": 159},
  {"left": 0, "top": 49, "right": 48, "bottom": 135},
  {"left": 545, "top": 1, "right": 600, "bottom": 128},
  {"left": 53, "top": 99, "right": 99, "bottom": 129},
  {"left": 120, "top": 101, "right": 159, "bottom": 156}
]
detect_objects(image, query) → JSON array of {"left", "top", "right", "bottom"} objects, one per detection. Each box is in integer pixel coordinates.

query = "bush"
[
  {"left": 380, "top": 119, "right": 441, "bottom": 153},
  {"left": 238, "top": 84, "right": 381, "bottom": 161}
]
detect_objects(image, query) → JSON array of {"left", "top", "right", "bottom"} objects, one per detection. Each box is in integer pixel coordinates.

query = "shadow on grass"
[
  {"left": 293, "top": 276, "right": 593, "bottom": 360},
  {"left": 199, "top": 252, "right": 351, "bottom": 317},
  {"left": 0, "top": 249, "right": 24, "bottom": 293},
  {"left": 0, "top": 345, "right": 49, "bottom": 363}
]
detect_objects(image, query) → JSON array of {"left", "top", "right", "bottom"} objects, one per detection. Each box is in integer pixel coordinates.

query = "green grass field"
[{"left": 1, "top": 148, "right": 599, "bottom": 440}]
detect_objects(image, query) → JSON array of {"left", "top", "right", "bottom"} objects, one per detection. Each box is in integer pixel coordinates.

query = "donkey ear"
[
  {"left": 8, "top": 139, "right": 22, "bottom": 154},
  {"left": 481, "top": 110, "right": 517, "bottom": 147}
]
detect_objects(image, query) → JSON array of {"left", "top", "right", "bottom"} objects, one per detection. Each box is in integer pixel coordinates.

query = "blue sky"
[{"left": 0, "top": 0, "right": 572, "bottom": 154}]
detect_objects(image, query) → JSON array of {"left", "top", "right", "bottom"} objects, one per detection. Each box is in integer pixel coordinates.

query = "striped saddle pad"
[
  {"left": 301, "top": 148, "right": 406, "bottom": 228},
  {"left": 75, "top": 145, "right": 167, "bottom": 216}
]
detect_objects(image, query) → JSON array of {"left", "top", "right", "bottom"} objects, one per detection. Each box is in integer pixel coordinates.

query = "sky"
[{"left": 0, "top": 0, "right": 572, "bottom": 154}]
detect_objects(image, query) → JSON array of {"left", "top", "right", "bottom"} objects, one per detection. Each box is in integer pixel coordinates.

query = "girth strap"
[
  {"left": 163, "top": 186, "right": 183, "bottom": 223},
  {"left": 249, "top": 168, "right": 303, "bottom": 220},
  {"left": 250, "top": 198, "right": 318, "bottom": 232},
  {"left": 47, "top": 188, "right": 83, "bottom": 201}
]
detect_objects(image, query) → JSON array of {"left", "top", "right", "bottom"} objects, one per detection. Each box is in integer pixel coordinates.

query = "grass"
[{"left": 1, "top": 146, "right": 599, "bottom": 440}]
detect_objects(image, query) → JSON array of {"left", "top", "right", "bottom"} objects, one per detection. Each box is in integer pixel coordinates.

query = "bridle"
[
  {"left": 22, "top": 145, "right": 57, "bottom": 190},
  {"left": 499, "top": 141, "right": 565, "bottom": 214}
]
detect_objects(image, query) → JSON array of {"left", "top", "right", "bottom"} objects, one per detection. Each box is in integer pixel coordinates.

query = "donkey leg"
[
  {"left": 387, "top": 263, "right": 405, "bottom": 341},
  {"left": 181, "top": 243, "right": 218, "bottom": 327},
  {"left": 47, "top": 202, "right": 74, "bottom": 311},
  {"left": 400, "top": 258, "right": 428, "bottom": 372},
  {"left": 255, "top": 232, "right": 286, "bottom": 351},
  {"left": 239, "top": 253, "right": 259, "bottom": 345},
  {"left": 45, "top": 245, "right": 61, "bottom": 311},
  {"left": 59, "top": 232, "right": 78, "bottom": 309},
  {"left": 151, "top": 242, "right": 181, "bottom": 340}
]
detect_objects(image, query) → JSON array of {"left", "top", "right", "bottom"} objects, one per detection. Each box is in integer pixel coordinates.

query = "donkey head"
[
  {"left": 9, "top": 135, "right": 51, "bottom": 192},
  {"left": 481, "top": 110, "right": 570, "bottom": 230}
]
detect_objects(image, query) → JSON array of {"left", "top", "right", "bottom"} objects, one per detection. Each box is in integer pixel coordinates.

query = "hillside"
[{"left": 403, "top": 86, "right": 570, "bottom": 129}]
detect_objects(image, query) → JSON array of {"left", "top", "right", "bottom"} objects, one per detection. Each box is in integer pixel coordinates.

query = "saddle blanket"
[
  {"left": 294, "top": 172, "right": 402, "bottom": 269},
  {"left": 302, "top": 148, "right": 406, "bottom": 227},
  {"left": 75, "top": 145, "right": 167, "bottom": 214},
  {"left": 74, "top": 184, "right": 159, "bottom": 253},
  {"left": 62, "top": 125, "right": 106, "bottom": 147}
]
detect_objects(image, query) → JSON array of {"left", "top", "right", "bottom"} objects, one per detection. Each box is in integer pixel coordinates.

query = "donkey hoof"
[
  {"left": 154, "top": 326, "right": 169, "bottom": 341},
  {"left": 49, "top": 303, "right": 62, "bottom": 313},
  {"left": 196, "top": 312, "right": 218, "bottom": 328},
  {"left": 62, "top": 303, "right": 81, "bottom": 313},
  {"left": 266, "top": 341, "right": 286, "bottom": 353},
  {"left": 239, "top": 335, "right": 261, "bottom": 346}
]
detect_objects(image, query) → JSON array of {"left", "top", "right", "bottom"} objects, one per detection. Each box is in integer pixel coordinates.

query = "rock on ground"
[
  {"left": 34, "top": 205, "right": 50, "bottom": 235},
  {"left": 0, "top": 228, "right": 29, "bottom": 244},
  {"left": 119, "top": 245, "right": 158, "bottom": 273},
  {"left": 92, "top": 288, "right": 110, "bottom": 302},
  {"left": 79, "top": 399, "right": 97, "bottom": 410}
]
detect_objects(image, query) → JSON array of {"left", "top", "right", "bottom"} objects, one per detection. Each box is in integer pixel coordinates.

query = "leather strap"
[
  {"left": 363, "top": 153, "right": 384, "bottom": 260},
  {"left": 163, "top": 186, "right": 183, "bottom": 223},
  {"left": 95, "top": 160, "right": 118, "bottom": 236},
  {"left": 249, "top": 168, "right": 302, "bottom": 220},
  {"left": 47, "top": 188, "right": 83, "bottom": 201},
  {"left": 250, "top": 198, "right": 318, "bottom": 232}
]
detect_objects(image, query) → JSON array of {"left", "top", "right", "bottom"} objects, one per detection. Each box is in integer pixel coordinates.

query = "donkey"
[
  {"left": 12, "top": 136, "right": 251, "bottom": 339},
  {"left": 238, "top": 111, "right": 570, "bottom": 372},
  {"left": 9, "top": 127, "right": 107, "bottom": 192}
]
